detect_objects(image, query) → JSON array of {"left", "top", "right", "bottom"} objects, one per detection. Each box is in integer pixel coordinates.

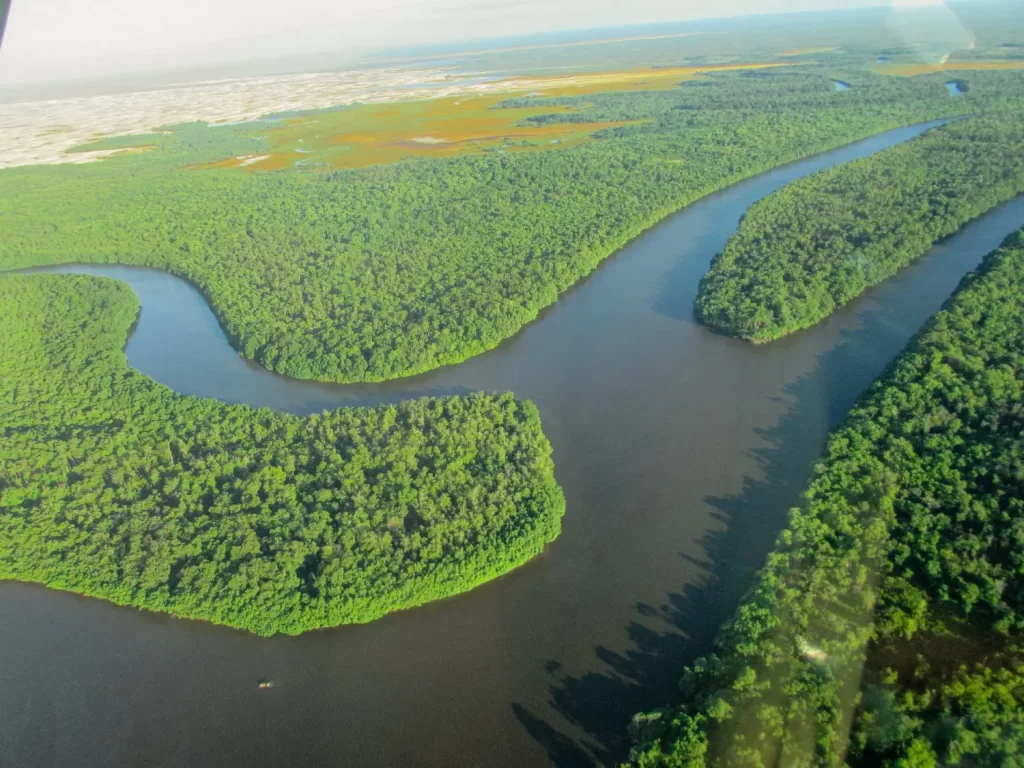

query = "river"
[{"left": 4, "top": 120, "right": 1024, "bottom": 768}]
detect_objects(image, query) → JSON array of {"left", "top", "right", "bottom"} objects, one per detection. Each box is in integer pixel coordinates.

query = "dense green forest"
[
  {"left": 0, "top": 274, "right": 564, "bottom": 635},
  {"left": 695, "top": 114, "right": 1024, "bottom": 342},
  {"left": 3, "top": 70, "right": 1023, "bottom": 382},
  {"left": 626, "top": 229, "right": 1024, "bottom": 766},
  {"left": 5, "top": 45, "right": 1024, "bottom": 765}
]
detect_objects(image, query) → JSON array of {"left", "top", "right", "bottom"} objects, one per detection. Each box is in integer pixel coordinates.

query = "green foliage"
[
  {"left": 695, "top": 114, "right": 1024, "bottom": 342},
  {"left": 626, "top": 231, "right": 1024, "bottom": 766},
  {"left": 854, "top": 660, "right": 1024, "bottom": 766},
  {"left": 0, "top": 274, "right": 565, "bottom": 635},
  {"left": 2, "top": 71, "right": 1018, "bottom": 382}
]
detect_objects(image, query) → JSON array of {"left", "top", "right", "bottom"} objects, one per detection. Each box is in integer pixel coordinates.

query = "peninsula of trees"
[
  {"left": 3, "top": 71, "right": 1020, "bottom": 382},
  {"left": 695, "top": 114, "right": 1024, "bottom": 342},
  {"left": 627, "top": 229, "right": 1024, "bottom": 766},
  {"left": 0, "top": 274, "right": 565, "bottom": 635}
]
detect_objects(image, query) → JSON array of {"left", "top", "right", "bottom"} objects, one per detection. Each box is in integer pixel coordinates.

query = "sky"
[{"left": 0, "top": 0, "right": 958, "bottom": 85}]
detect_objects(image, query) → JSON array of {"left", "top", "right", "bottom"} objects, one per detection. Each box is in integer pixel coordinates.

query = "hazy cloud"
[{"left": 0, "top": 0, "right": 948, "bottom": 84}]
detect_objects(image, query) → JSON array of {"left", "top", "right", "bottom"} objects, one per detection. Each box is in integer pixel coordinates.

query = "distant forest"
[
  {"left": 628, "top": 229, "right": 1024, "bottom": 766},
  {"left": 3, "top": 70, "right": 1023, "bottom": 382}
]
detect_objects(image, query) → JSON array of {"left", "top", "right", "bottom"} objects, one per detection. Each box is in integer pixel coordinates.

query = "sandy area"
[
  {"left": 0, "top": 67, "right": 526, "bottom": 169},
  {"left": 237, "top": 154, "right": 271, "bottom": 167}
]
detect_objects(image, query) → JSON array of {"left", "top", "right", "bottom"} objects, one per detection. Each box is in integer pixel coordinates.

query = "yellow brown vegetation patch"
[
  {"left": 193, "top": 93, "right": 636, "bottom": 172},
  {"left": 192, "top": 62, "right": 790, "bottom": 172}
]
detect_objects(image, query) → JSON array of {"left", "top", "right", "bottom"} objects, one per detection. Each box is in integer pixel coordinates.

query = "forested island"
[
  {"left": 695, "top": 114, "right": 1024, "bottom": 342},
  {"left": 3, "top": 70, "right": 1022, "bottom": 382},
  {"left": 627, "top": 229, "right": 1024, "bottom": 766},
  {"left": 6, "top": 67, "right": 1022, "bottom": 635},
  {"left": 0, "top": 274, "right": 565, "bottom": 634},
  {"left": 4, "top": 38, "right": 1024, "bottom": 764}
]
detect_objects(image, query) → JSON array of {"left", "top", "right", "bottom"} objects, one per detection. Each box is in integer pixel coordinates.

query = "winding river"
[{"left": 5, "top": 120, "right": 1024, "bottom": 768}]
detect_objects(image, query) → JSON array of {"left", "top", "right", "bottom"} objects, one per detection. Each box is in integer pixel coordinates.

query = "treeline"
[
  {"left": 627, "top": 229, "right": 1024, "bottom": 765},
  {"left": 2, "top": 70, "right": 1021, "bottom": 382},
  {"left": 0, "top": 274, "right": 565, "bottom": 635},
  {"left": 695, "top": 113, "right": 1024, "bottom": 342}
]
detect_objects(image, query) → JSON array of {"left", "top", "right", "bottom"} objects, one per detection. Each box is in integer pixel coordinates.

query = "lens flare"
[{"left": 886, "top": 0, "right": 975, "bottom": 64}]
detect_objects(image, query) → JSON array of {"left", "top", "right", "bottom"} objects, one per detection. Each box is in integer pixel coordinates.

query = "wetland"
[{"left": 7, "top": 122, "right": 1024, "bottom": 767}]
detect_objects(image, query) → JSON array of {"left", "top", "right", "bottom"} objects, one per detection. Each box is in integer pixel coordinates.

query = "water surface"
[{"left": 5, "top": 120, "right": 1024, "bottom": 768}]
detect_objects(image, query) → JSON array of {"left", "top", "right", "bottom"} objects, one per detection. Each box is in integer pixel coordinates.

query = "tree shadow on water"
[
  {"left": 510, "top": 614, "right": 692, "bottom": 767},
  {"left": 680, "top": 295, "right": 921, "bottom": 652},
  {"left": 512, "top": 703, "right": 608, "bottom": 768},
  {"left": 528, "top": 306, "right": 916, "bottom": 765}
]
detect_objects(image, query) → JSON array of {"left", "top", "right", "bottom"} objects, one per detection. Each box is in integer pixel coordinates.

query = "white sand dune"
[{"left": 0, "top": 67, "right": 519, "bottom": 169}]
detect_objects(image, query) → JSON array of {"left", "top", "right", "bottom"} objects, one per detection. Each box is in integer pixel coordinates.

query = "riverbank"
[{"left": 6, "top": 118, "right": 1024, "bottom": 765}]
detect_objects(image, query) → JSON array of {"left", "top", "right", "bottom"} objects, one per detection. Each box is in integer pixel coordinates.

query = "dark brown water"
[{"left": 5, "top": 121, "right": 1024, "bottom": 768}]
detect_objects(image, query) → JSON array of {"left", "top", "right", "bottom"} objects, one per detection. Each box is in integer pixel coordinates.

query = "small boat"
[{"left": 257, "top": 680, "right": 274, "bottom": 689}]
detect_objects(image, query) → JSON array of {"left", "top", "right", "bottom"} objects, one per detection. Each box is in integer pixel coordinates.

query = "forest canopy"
[
  {"left": 627, "top": 229, "right": 1024, "bottom": 766},
  {"left": 0, "top": 274, "right": 565, "bottom": 635},
  {"left": 695, "top": 113, "right": 1024, "bottom": 342},
  {"left": 3, "top": 70, "right": 1022, "bottom": 382}
]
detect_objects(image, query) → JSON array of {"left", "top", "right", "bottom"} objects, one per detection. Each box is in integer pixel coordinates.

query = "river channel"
[{"left": 4, "top": 120, "right": 1024, "bottom": 767}]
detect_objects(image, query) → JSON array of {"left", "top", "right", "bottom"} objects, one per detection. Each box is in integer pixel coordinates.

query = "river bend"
[{"left": 5, "top": 120, "right": 1024, "bottom": 768}]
